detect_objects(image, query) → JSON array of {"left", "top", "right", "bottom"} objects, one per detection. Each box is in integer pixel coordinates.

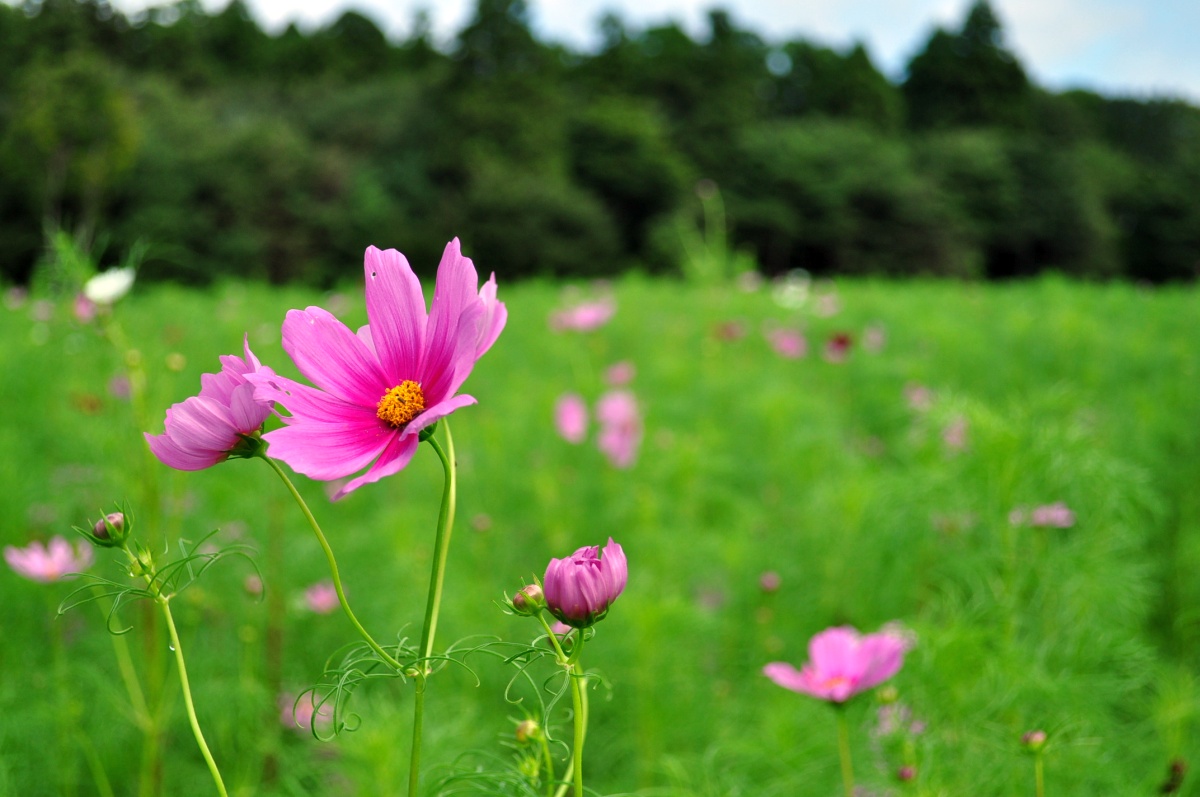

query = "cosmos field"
[{"left": 2, "top": 272, "right": 1199, "bottom": 796}]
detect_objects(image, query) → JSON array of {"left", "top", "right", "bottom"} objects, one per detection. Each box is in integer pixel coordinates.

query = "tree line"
[{"left": 2, "top": 0, "right": 1198, "bottom": 286}]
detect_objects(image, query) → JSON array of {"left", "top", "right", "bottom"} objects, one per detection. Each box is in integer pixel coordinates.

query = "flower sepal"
[
  {"left": 77, "top": 508, "right": 130, "bottom": 549},
  {"left": 228, "top": 432, "right": 267, "bottom": 461},
  {"left": 419, "top": 422, "right": 439, "bottom": 443}
]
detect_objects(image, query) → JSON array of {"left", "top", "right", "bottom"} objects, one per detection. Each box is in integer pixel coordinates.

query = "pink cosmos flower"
[
  {"left": 863, "top": 324, "right": 886, "bottom": 353},
  {"left": 1030, "top": 502, "right": 1075, "bottom": 528},
  {"left": 763, "top": 626, "right": 907, "bottom": 703},
  {"left": 73, "top": 294, "right": 97, "bottom": 323},
  {"left": 304, "top": 580, "right": 339, "bottom": 614},
  {"left": 145, "top": 337, "right": 275, "bottom": 471},
  {"left": 765, "top": 326, "right": 807, "bottom": 359},
  {"left": 554, "top": 393, "right": 588, "bottom": 444},
  {"left": 942, "top": 415, "right": 969, "bottom": 451},
  {"left": 249, "top": 240, "right": 506, "bottom": 500},
  {"left": 549, "top": 297, "right": 615, "bottom": 332},
  {"left": 904, "top": 383, "right": 933, "bottom": 412},
  {"left": 596, "top": 389, "right": 642, "bottom": 468},
  {"left": 5, "top": 536, "right": 94, "bottom": 583},
  {"left": 604, "top": 360, "right": 636, "bottom": 386},
  {"left": 543, "top": 537, "right": 628, "bottom": 628}
]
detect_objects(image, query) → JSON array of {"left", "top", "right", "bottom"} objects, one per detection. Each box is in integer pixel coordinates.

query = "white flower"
[{"left": 84, "top": 267, "right": 136, "bottom": 305}]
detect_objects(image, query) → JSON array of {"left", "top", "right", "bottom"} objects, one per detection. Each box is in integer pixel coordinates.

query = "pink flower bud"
[
  {"left": 543, "top": 538, "right": 627, "bottom": 628},
  {"left": 512, "top": 584, "right": 545, "bottom": 615}
]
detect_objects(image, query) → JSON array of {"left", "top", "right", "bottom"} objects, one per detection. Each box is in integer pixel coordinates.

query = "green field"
[{"left": 2, "top": 275, "right": 1199, "bottom": 796}]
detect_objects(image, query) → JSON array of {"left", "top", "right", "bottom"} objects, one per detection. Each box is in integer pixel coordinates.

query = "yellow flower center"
[{"left": 376, "top": 380, "right": 426, "bottom": 428}]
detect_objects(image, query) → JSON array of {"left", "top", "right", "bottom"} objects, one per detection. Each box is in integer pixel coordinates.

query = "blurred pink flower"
[
  {"left": 550, "top": 621, "right": 572, "bottom": 636},
  {"left": 73, "top": 294, "right": 97, "bottom": 323},
  {"left": 942, "top": 415, "right": 969, "bottom": 451},
  {"left": 554, "top": 393, "right": 588, "bottom": 444},
  {"left": 765, "top": 327, "right": 807, "bottom": 359},
  {"left": 814, "top": 288, "right": 841, "bottom": 317},
  {"left": 249, "top": 240, "right": 506, "bottom": 499},
  {"left": 759, "top": 571, "right": 782, "bottom": 593},
  {"left": 604, "top": 360, "right": 636, "bottom": 386},
  {"left": 145, "top": 337, "right": 276, "bottom": 471},
  {"left": 108, "top": 374, "right": 131, "bottom": 401},
  {"left": 904, "top": 383, "right": 933, "bottom": 412},
  {"left": 543, "top": 538, "right": 627, "bottom": 628},
  {"left": 823, "top": 333, "right": 853, "bottom": 363},
  {"left": 549, "top": 297, "right": 615, "bottom": 332},
  {"left": 763, "top": 626, "right": 907, "bottom": 703},
  {"left": 596, "top": 389, "right": 642, "bottom": 468},
  {"left": 1030, "top": 502, "right": 1075, "bottom": 528},
  {"left": 304, "top": 580, "right": 339, "bottom": 614},
  {"left": 279, "top": 691, "right": 333, "bottom": 734},
  {"left": 863, "top": 324, "right": 886, "bottom": 353},
  {"left": 5, "top": 536, "right": 93, "bottom": 583},
  {"left": 31, "top": 299, "right": 54, "bottom": 322}
]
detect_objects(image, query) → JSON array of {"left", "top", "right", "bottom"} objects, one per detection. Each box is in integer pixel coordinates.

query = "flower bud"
[
  {"left": 83, "top": 510, "right": 128, "bottom": 548},
  {"left": 1021, "top": 729, "right": 1047, "bottom": 752},
  {"left": 512, "top": 584, "right": 545, "bottom": 615},
  {"left": 515, "top": 719, "right": 541, "bottom": 744},
  {"left": 543, "top": 538, "right": 627, "bottom": 629}
]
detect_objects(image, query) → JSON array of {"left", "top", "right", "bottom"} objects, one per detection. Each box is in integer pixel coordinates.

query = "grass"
[{"left": 1, "top": 273, "right": 1198, "bottom": 796}]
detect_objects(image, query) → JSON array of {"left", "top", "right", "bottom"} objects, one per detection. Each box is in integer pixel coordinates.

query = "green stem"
[
  {"left": 160, "top": 598, "right": 228, "bottom": 797},
  {"left": 409, "top": 424, "right": 458, "bottom": 797},
  {"left": 535, "top": 615, "right": 587, "bottom": 797},
  {"left": 569, "top": 659, "right": 587, "bottom": 797},
  {"left": 259, "top": 453, "right": 404, "bottom": 672},
  {"left": 835, "top": 707, "right": 854, "bottom": 797},
  {"left": 1035, "top": 753, "right": 1045, "bottom": 797},
  {"left": 539, "top": 731, "right": 556, "bottom": 797}
]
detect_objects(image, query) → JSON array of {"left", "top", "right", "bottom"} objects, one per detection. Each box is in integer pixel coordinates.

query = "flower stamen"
[{"left": 377, "top": 380, "right": 426, "bottom": 428}]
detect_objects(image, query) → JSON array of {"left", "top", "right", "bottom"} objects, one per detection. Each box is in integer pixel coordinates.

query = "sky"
[{"left": 106, "top": 0, "right": 1200, "bottom": 103}]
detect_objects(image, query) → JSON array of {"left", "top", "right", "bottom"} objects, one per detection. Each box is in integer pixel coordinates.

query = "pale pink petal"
[
  {"left": 145, "top": 431, "right": 227, "bottom": 470},
  {"left": 857, "top": 633, "right": 907, "bottom": 690},
  {"left": 281, "top": 306, "right": 388, "bottom": 405},
  {"left": 227, "top": 382, "right": 269, "bottom": 432},
  {"left": 763, "top": 662, "right": 810, "bottom": 693},
  {"left": 363, "top": 246, "right": 426, "bottom": 381},
  {"left": 809, "top": 626, "right": 862, "bottom": 676},
  {"left": 332, "top": 433, "right": 421, "bottom": 500},
  {"left": 554, "top": 393, "right": 588, "bottom": 443},
  {"left": 162, "top": 397, "right": 238, "bottom": 452}
]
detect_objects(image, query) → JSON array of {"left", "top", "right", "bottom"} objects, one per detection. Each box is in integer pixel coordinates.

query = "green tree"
[{"left": 903, "top": 0, "right": 1033, "bottom": 130}]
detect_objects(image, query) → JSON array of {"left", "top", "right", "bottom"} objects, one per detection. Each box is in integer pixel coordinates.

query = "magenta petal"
[
  {"left": 476, "top": 273, "right": 507, "bottom": 358},
  {"left": 281, "top": 306, "right": 388, "bottom": 405},
  {"left": 403, "top": 394, "right": 478, "bottom": 439},
  {"left": 332, "top": 432, "right": 421, "bottom": 500},
  {"left": 420, "top": 238, "right": 483, "bottom": 400},
  {"left": 261, "top": 420, "right": 394, "bottom": 481},
  {"left": 363, "top": 246, "right": 426, "bottom": 381},
  {"left": 249, "top": 372, "right": 379, "bottom": 426},
  {"left": 163, "top": 396, "right": 238, "bottom": 453},
  {"left": 227, "top": 382, "right": 268, "bottom": 432}
]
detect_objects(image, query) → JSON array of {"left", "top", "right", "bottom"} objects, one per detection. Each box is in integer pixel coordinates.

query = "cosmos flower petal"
[
  {"left": 249, "top": 372, "right": 378, "bottom": 426},
  {"left": 163, "top": 396, "right": 240, "bottom": 453},
  {"left": 262, "top": 421, "right": 394, "bottom": 481},
  {"left": 363, "top": 246, "right": 426, "bottom": 380},
  {"left": 420, "top": 238, "right": 484, "bottom": 401},
  {"left": 332, "top": 433, "right": 421, "bottom": 500},
  {"left": 763, "top": 662, "right": 809, "bottom": 693},
  {"left": 476, "top": 273, "right": 507, "bottom": 358},
  {"left": 145, "top": 430, "right": 227, "bottom": 470},
  {"left": 281, "top": 306, "right": 389, "bottom": 405},
  {"left": 403, "top": 394, "right": 478, "bottom": 439},
  {"left": 809, "top": 626, "right": 861, "bottom": 676}
]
